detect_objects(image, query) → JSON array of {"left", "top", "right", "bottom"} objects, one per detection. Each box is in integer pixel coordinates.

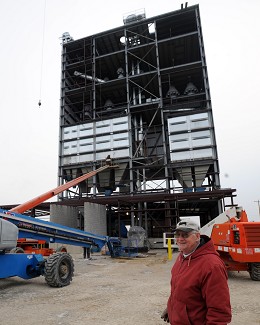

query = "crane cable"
[{"left": 38, "top": 0, "right": 47, "bottom": 108}]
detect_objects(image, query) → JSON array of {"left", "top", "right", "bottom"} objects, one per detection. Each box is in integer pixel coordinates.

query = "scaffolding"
[{"left": 57, "top": 4, "right": 237, "bottom": 238}]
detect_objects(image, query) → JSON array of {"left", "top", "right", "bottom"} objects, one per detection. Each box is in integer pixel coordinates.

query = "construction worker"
[
  {"left": 161, "top": 220, "right": 232, "bottom": 324},
  {"left": 105, "top": 155, "right": 112, "bottom": 166}
]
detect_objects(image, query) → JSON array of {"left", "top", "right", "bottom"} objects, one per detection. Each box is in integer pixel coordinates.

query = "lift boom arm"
[
  {"left": 10, "top": 165, "right": 112, "bottom": 214},
  {"left": 0, "top": 162, "right": 133, "bottom": 286}
]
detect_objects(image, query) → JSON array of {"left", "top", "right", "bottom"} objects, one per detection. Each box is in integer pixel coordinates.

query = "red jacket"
[{"left": 167, "top": 235, "right": 232, "bottom": 325}]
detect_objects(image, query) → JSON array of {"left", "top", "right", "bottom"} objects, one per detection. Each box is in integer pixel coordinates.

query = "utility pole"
[{"left": 254, "top": 200, "right": 260, "bottom": 217}]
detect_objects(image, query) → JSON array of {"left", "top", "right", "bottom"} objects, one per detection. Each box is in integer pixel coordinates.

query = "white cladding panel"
[
  {"left": 61, "top": 148, "right": 130, "bottom": 165},
  {"left": 61, "top": 116, "right": 130, "bottom": 165},
  {"left": 170, "top": 148, "right": 213, "bottom": 161},
  {"left": 193, "top": 148, "right": 213, "bottom": 159},
  {"left": 168, "top": 113, "right": 210, "bottom": 133},
  {"left": 79, "top": 138, "right": 93, "bottom": 153},
  {"left": 113, "top": 120, "right": 129, "bottom": 132},
  {"left": 63, "top": 125, "right": 78, "bottom": 140},
  {"left": 170, "top": 134, "right": 189, "bottom": 150},
  {"left": 190, "top": 113, "right": 210, "bottom": 129},
  {"left": 79, "top": 125, "right": 94, "bottom": 137},
  {"left": 167, "top": 113, "right": 213, "bottom": 162},
  {"left": 191, "top": 130, "right": 212, "bottom": 147},
  {"left": 63, "top": 140, "right": 78, "bottom": 155},
  {"left": 96, "top": 121, "right": 111, "bottom": 134},
  {"left": 62, "top": 116, "right": 128, "bottom": 140},
  {"left": 95, "top": 148, "right": 129, "bottom": 160},
  {"left": 168, "top": 116, "right": 188, "bottom": 132}
]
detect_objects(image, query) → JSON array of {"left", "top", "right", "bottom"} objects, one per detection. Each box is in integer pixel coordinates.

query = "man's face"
[{"left": 175, "top": 230, "right": 200, "bottom": 254}]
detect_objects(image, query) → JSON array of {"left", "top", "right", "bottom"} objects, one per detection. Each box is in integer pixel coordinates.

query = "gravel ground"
[{"left": 1, "top": 249, "right": 260, "bottom": 325}]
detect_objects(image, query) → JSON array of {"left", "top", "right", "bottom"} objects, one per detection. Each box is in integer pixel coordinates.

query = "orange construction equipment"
[
  {"left": 9, "top": 162, "right": 116, "bottom": 256},
  {"left": 202, "top": 208, "right": 260, "bottom": 280},
  {"left": 12, "top": 238, "right": 67, "bottom": 256},
  {"left": 10, "top": 164, "right": 112, "bottom": 214}
]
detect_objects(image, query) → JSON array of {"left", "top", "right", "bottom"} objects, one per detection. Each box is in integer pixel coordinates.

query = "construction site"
[
  {"left": 1, "top": 3, "right": 260, "bottom": 325},
  {"left": 54, "top": 3, "right": 237, "bottom": 238},
  {"left": 3, "top": 4, "right": 236, "bottom": 240}
]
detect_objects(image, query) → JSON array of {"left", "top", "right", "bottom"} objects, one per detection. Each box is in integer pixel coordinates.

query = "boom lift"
[
  {"left": 201, "top": 207, "right": 260, "bottom": 281},
  {"left": 8, "top": 164, "right": 111, "bottom": 256},
  {"left": 0, "top": 163, "right": 123, "bottom": 287}
]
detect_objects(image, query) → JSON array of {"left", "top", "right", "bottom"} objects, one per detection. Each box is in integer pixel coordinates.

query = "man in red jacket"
[{"left": 161, "top": 220, "right": 232, "bottom": 325}]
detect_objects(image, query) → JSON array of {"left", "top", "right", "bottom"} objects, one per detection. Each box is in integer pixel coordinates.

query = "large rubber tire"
[
  {"left": 44, "top": 252, "right": 74, "bottom": 287},
  {"left": 10, "top": 247, "right": 25, "bottom": 253},
  {"left": 249, "top": 263, "right": 260, "bottom": 281},
  {"left": 56, "top": 245, "right": 67, "bottom": 253}
]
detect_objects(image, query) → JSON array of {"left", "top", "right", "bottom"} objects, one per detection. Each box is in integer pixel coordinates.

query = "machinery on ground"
[
  {"left": 0, "top": 163, "right": 124, "bottom": 287},
  {"left": 201, "top": 207, "right": 260, "bottom": 281},
  {"left": 10, "top": 238, "right": 67, "bottom": 256}
]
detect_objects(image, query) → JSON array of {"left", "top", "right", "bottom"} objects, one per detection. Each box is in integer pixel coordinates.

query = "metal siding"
[
  {"left": 167, "top": 114, "right": 213, "bottom": 162},
  {"left": 61, "top": 117, "right": 130, "bottom": 164}
]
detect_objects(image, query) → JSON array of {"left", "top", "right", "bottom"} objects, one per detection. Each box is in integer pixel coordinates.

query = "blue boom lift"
[{"left": 0, "top": 164, "right": 122, "bottom": 287}]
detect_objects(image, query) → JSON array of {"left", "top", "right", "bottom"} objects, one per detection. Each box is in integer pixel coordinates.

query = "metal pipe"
[{"left": 74, "top": 71, "right": 106, "bottom": 83}]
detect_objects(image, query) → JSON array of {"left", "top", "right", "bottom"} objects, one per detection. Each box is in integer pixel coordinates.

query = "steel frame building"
[{"left": 57, "top": 4, "right": 236, "bottom": 237}]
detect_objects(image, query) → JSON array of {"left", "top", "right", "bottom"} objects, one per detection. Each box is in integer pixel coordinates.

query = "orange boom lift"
[
  {"left": 9, "top": 163, "right": 115, "bottom": 256},
  {"left": 201, "top": 207, "right": 260, "bottom": 280}
]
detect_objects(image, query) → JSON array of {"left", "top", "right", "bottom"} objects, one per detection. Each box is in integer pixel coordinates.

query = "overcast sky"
[{"left": 0, "top": 0, "right": 259, "bottom": 220}]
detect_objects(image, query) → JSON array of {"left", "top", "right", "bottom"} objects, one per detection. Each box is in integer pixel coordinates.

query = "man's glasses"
[{"left": 174, "top": 231, "right": 194, "bottom": 239}]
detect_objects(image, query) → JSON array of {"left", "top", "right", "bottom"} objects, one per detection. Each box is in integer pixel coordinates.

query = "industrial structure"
[{"left": 50, "top": 4, "right": 237, "bottom": 241}]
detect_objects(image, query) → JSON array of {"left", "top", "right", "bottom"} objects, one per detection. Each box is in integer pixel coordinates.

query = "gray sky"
[{"left": 0, "top": 0, "right": 259, "bottom": 220}]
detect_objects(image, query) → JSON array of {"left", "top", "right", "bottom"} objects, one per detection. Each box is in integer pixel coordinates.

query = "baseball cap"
[{"left": 174, "top": 220, "right": 200, "bottom": 232}]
